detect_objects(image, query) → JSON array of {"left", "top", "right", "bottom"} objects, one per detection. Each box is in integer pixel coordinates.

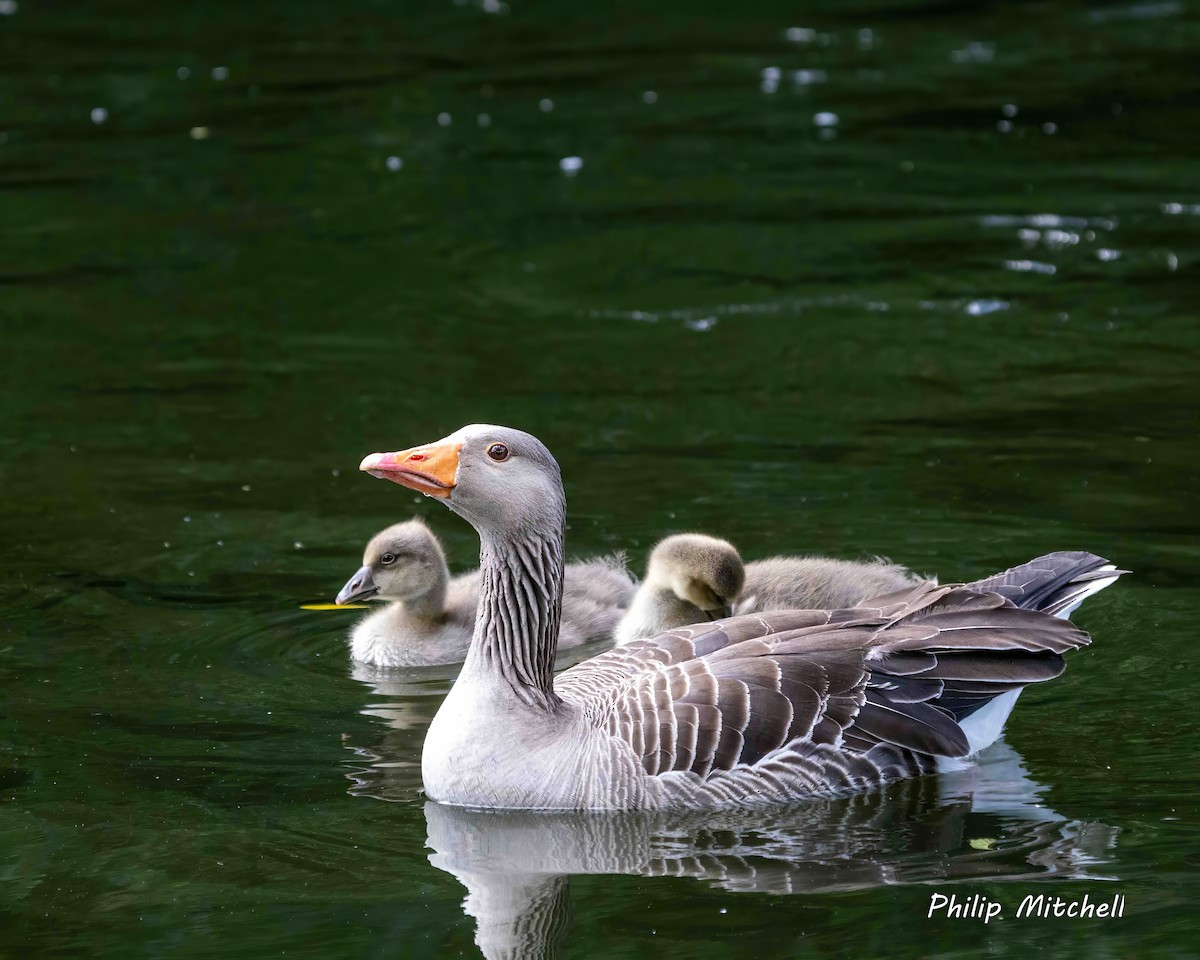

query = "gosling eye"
[
  {"left": 487, "top": 442, "right": 510, "bottom": 462},
  {"left": 380, "top": 553, "right": 397, "bottom": 565}
]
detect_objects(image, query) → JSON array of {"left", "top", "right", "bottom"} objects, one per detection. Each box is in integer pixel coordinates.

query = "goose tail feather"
[{"left": 966, "top": 551, "right": 1128, "bottom": 620}]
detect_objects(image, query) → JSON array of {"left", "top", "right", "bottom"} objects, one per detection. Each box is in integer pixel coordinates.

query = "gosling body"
[{"left": 616, "top": 533, "right": 925, "bottom": 643}]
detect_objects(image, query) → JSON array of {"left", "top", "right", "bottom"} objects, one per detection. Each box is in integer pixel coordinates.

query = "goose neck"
[{"left": 466, "top": 526, "right": 564, "bottom": 711}]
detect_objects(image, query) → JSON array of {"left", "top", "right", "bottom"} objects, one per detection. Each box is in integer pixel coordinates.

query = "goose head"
[
  {"left": 646, "top": 533, "right": 745, "bottom": 617},
  {"left": 336, "top": 518, "right": 449, "bottom": 606},
  {"left": 358, "top": 424, "right": 565, "bottom": 540}
]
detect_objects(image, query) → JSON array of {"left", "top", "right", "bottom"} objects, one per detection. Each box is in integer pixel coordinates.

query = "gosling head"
[
  {"left": 358, "top": 424, "right": 565, "bottom": 539},
  {"left": 335, "top": 518, "right": 449, "bottom": 605},
  {"left": 646, "top": 533, "right": 745, "bottom": 616}
]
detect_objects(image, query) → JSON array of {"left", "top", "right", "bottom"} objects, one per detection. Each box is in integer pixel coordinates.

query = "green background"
[{"left": 1, "top": 0, "right": 1197, "bottom": 956}]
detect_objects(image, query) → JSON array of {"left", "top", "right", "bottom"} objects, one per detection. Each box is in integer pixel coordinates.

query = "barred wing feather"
[{"left": 556, "top": 583, "right": 1091, "bottom": 802}]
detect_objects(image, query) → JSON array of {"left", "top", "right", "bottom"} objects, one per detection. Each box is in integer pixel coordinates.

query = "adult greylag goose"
[
  {"left": 615, "top": 533, "right": 926, "bottom": 643},
  {"left": 335, "top": 518, "right": 635, "bottom": 667},
  {"left": 358, "top": 424, "right": 1124, "bottom": 811}
]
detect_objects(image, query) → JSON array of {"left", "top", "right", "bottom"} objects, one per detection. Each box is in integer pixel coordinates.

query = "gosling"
[
  {"left": 615, "top": 532, "right": 925, "bottom": 643},
  {"left": 338, "top": 518, "right": 636, "bottom": 667}
]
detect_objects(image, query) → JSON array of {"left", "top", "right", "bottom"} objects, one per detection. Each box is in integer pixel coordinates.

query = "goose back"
[{"left": 555, "top": 578, "right": 1097, "bottom": 809}]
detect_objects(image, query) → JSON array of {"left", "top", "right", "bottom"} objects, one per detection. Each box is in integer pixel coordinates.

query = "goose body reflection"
[{"left": 417, "top": 740, "right": 1117, "bottom": 960}]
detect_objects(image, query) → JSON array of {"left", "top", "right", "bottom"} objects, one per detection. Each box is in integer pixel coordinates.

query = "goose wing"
[{"left": 556, "top": 583, "right": 1090, "bottom": 801}]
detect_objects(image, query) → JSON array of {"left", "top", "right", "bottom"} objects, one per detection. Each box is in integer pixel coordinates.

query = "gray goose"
[
  {"left": 335, "top": 517, "right": 634, "bottom": 667},
  {"left": 615, "top": 532, "right": 926, "bottom": 643},
  {"left": 358, "top": 424, "right": 1124, "bottom": 811}
]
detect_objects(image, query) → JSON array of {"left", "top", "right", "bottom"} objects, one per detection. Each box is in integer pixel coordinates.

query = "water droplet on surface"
[
  {"left": 190, "top": 126, "right": 209, "bottom": 140},
  {"left": 791, "top": 69, "right": 827, "bottom": 86},
  {"left": 642, "top": 90, "right": 657, "bottom": 104},
  {"left": 0, "top": 1, "right": 16, "bottom": 15},
  {"left": 437, "top": 112, "right": 452, "bottom": 126},
  {"left": 476, "top": 113, "right": 491, "bottom": 128},
  {"left": 965, "top": 299, "right": 1010, "bottom": 316},
  {"left": 951, "top": 41, "right": 994, "bottom": 63},
  {"left": 1002, "top": 103, "right": 1018, "bottom": 117},
  {"left": 559, "top": 155, "right": 583, "bottom": 175},
  {"left": 1042, "top": 121, "right": 1058, "bottom": 134},
  {"left": 1005, "top": 259, "right": 1056, "bottom": 275},
  {"left": 385, "top": 155, "right": 403, "bottom": 171},
  {"left": 294, "top": 542, "right": 304, "bottom": 550},
  {"left": 211, "top": 66, "right": 229, "bottom": 81},
  {"left": 997, "top": 119, "right": 1012, "bottom": 133},
  {"left": 176, "top": 66, "right": 191, "bottom": 80},
  {"left": 813, "top": 111, "right": 839, "bottom": 127},
  {"left": 785, "top": 26, "right": 815, "bottom": 42},
  {"left": 1096, "top": 248, "right": 1121, "bottom": 261},
  {"left": 1042, "top": 228, "right": 1078, "bottom": 247},
  {"left": 183, "top": 516, "right": 191, "bottom": 523},
  {"left": 539, "top": 98, "right": 554, "bottom": 112},
  {"left": 241, "top": 484, "right": 251, "bottom": 492},
  {"left": 760, "top": 66, "right": 781, "bottom": 94},
  {"left": 90, "top": 107, "right": 108, "bottom": 125}
]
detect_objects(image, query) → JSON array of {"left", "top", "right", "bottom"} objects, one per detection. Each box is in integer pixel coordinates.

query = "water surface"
[{"left": 2, "top": 0, "right": 1198, "bottom": 957}]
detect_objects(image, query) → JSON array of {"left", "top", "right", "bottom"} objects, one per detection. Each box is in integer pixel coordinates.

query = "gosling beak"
[
  {"left": 705, "top": 603, "right": 734, "bottom": 622},
  {"left": 336, "top": 565, "right": 379, "bottom": 605},
  {"left": 359, "top": 439, "right": 461, "bottom": 499}
]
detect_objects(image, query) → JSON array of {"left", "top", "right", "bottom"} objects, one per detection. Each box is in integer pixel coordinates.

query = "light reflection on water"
[
  {"left": 413, "top": 741, "right": 1117, "bottom": 958},
  {"left": 2, "top": 0, "right": 1198, "bottom": 956}
]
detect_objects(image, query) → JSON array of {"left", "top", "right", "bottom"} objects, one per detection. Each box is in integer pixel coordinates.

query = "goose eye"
[
  {"left": 380, "top": 553, "right": 397, "bottom": 565},
  {"left": 487, "top": 443, "right": 510, "bottom": 462}
]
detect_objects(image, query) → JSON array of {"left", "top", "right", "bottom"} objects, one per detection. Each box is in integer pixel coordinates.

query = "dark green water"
[{"left": 2, "top": 0, "right": 1199, "bottom": 956}]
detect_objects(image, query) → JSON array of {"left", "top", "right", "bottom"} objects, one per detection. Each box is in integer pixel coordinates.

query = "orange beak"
[{"left": 359, "top": 440, "right": 461, "bottom": 499}]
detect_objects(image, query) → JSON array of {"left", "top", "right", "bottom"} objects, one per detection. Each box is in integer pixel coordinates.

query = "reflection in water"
[
  {"left": 347, "top": 715, "right": 1117, "bottom": 959},
  {"left": 348, "top": 659, "right": 458, "bottom": 709},
  {"left": 343, "top": 661, "right": 458, "bottom": 801}
]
